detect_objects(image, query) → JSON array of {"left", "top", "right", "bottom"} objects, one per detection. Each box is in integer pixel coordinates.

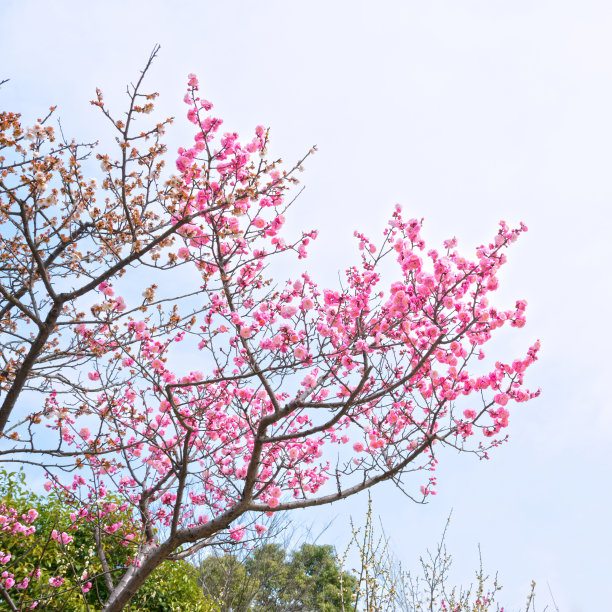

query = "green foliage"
[
  {"left": 200, "top": 542, "right": 356, "bottom": 611},
  {"left": 0, "top": 468, "right": 88, "bottom": 610},
  {"left": 0, "top": 469, "right": 218, "bottom": 611},
  {"left": 128, "top": 560, "right": 219, "bottom": 612},
  {"left": 199, "top": 552, "right": 253, "bottom": 611}
]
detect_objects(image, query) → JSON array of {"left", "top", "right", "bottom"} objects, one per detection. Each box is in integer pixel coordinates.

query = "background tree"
[
  {"left": 0, "top": 50, "right": 539, "bottom": 611},
  {"left": 337, "top": 498, "right": 550, "bottom": 612},
  {"left": 199, "top": 542, "right": 356, "bottom": 611}
]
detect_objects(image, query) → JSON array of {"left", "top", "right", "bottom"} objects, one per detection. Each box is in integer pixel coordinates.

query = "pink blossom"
[
  {"left": 288, "top": 447, "right": 300, "bottom": 460},
  {"left": 494, "top": 393, "right": 509, "bottom": 406},
  {"left": 88, "top": 372, "right": 100, "bottom": 381},
  {"left": 301, "top": 374, "right": 316, "bottom": 388},
  {"left": 16, "top": 577, "right": 29, "bottom": 589},
  {"left": 98, "top": 281, "right": 114, "bottom": 297},
  {"left": 293, "top": 345, "right": 308, "bottom": 361},
  {"left": 280, "top": 304, "right": 298, "bottom": 319},
  {"left": 300, "top": 297, "right": 314, "bottom": 310},
  {"left": 229, "top": 526, "right": 245, "bottom": 541},
  {"left": 151, "top": 359, "right": 164, "bottom": 373}
]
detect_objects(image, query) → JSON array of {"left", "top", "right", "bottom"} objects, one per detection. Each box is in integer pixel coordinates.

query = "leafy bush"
[{"left": 0, "top": 469, "right": 218, "bottom": 611}]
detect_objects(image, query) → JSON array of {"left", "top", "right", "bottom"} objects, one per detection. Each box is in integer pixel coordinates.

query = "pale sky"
[{"left": 2, "top": 1, "right": 611, "bottom": 609}]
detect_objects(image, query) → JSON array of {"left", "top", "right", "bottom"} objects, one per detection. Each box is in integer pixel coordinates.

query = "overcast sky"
[{"left": 2, "top": 1, "right": 611, "bottom": 609}]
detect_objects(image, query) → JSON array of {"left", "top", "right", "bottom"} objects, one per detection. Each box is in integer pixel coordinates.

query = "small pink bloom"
[
  {"left": 98, "top": 281, "right": 114, "bottom": 297},
  {"left": 288, "top": 447, "right": 300, "bottom": 460},
  {"left": 151, "top": 359, "right": 164, "bottom": 373},
  {"left": 353, "top": 442, "right": 364, "bottom": 452},
  {"left": 116, "top": 296, "right": 127, "bottom": 311},
  {"left": 494, "top": 393, "right": 509, "bottom": 406},
  {"left": 293, "top": 345, "right": 308, "bottom": 361},
  {"left": 79, "top": 428, "right": 91, "bottom": 440},
  {"left": 280, "top": 304, "right": 298, "bottom": 319},
  {"left": 16, "top": 577, "right": 29, "bottom": 589},
  {"left": 229, "top": 526, "right": 245, "bottom": 541},
  {"left": 302, "top": 374, "right": 316, "bottom": 388},
  {"left": 300, "top": 297, "right": 314, "bottom": 310},
  {"left": 88, "top": 372, "right": 100, "bottom": 381},
  {"left": 486, "top": 277, "right": 499, "bottom": 291}
]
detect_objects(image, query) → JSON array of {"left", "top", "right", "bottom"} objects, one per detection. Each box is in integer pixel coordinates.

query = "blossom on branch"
[{"left": 0, "top": 49, "right": 539, "bottom": 611}]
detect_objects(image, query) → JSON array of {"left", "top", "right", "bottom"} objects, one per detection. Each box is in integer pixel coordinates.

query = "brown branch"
[
  {"left": 95, "top": 524, "right": 115, "bottom": 593},
  {"left": 0, "top": 302, "right": 60, "bottom": 433}
]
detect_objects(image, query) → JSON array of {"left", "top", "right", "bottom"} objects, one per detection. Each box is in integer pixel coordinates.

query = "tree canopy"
[
  {"left": 200, "top": 542, "right": 356, "bottom": 611},
  {"left": 0, "top": 48, "right": 538, "bottom": 610}
]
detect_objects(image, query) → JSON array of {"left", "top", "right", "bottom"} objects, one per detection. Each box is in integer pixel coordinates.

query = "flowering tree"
[{"left": 0, "top": 49, "right": 539, "bottom": 611}]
